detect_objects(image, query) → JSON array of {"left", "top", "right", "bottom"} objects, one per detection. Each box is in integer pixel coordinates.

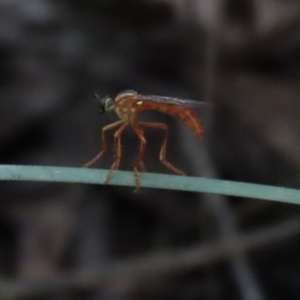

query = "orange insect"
[{"left": 83, "top": 90, "right": 205, "bottom": 191}]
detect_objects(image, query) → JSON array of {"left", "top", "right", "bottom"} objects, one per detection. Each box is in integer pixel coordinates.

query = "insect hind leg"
[
  {"left": 139, "top": 122, "right": 184, "bottom": 175},
  {"left": 138, "top": 161, "right": 146, "bottom": 172},
  {"left": 132, "top": 125, "right": 149, "bottom": 191}
]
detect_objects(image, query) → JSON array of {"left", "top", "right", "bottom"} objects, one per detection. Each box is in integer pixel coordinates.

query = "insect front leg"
[
  {"left": 139, "top": 122, "right": 184, "bottom": 175},
  {"left": 83, "top": 120, "right": 124, "bottom": 168},
  {"left": 105, "top": 123, "right": 127, "bottom": 184}
]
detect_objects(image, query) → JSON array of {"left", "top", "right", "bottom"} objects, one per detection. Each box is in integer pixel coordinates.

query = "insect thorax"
[{"left": 116, "top": 100, "right": 140, "bottom": 122}]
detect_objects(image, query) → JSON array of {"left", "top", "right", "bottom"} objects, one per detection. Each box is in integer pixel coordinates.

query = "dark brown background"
[{"left": 0, "top": 0, "right": 300, "bottom": 299}]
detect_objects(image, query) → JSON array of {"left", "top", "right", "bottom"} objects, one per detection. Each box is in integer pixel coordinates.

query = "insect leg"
[
  {"left": 139, "top": 122, "right": 184, "bottom": 175},
  {"left": 83, "top": 120, "right": 124, "bottom": 168},
  {"left": 105, "top": 123, "right": 128, "bottom": 183},
  {"left": 132, "top": 125, "right": 147, "bottom": 191},
  {"left": 138, "top": 161, "right": 146, "bottom": 172}
]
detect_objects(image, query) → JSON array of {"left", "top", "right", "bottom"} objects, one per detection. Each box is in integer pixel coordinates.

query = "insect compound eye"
[
  {"left": 94, "top": 93, "right": 113, "bottom": 114},
  {"left": 104, "top": 96, "right": 114, "bottom": 112},
  {"left": 99, "top": 95, "right": 114, "bottom": 114}
]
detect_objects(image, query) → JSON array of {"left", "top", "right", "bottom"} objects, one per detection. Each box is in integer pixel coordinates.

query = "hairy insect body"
[
  {"left": 137, "top": 102, "right": 203, "bottom": 139},
  {"left": 114, "top": 92, "right": 139, "bottom": 123},
  {"left": 84, "top": 90, "right": 205, "bottom": 191},
  {"left": 115, "top": 91, "right": 203, "bottom": 138}
]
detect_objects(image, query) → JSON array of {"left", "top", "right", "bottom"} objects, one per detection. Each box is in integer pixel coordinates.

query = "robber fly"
[{"left": 83, "top": 90, "right": 206, "bottom": 191}]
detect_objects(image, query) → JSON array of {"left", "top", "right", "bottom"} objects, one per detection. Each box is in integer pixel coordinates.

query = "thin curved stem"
[{"left": 0, "top": 165, "right": 299, "bottom": 204}]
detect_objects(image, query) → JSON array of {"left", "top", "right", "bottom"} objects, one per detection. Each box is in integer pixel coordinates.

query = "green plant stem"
[{"left": 0, "top": 165, "right": 299, "bottom": 204}]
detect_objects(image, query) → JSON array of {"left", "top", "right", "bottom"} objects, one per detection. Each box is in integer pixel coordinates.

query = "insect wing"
[{"left": 136, "top": 94, "right": 208, "bottom": 108}]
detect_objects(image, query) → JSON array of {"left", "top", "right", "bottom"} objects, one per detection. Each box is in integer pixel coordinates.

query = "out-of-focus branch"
[{"left": 1, "top": 217, "right": 300, "bottom": 299}]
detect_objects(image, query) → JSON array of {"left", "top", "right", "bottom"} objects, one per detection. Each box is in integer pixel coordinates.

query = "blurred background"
[{"left": 1, "top": 0, "right": 300, "bottom": 299}]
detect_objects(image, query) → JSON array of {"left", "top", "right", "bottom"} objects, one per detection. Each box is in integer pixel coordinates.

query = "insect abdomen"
[{"left": 141, "top": 103, "right": 203, "bottom": 138}]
